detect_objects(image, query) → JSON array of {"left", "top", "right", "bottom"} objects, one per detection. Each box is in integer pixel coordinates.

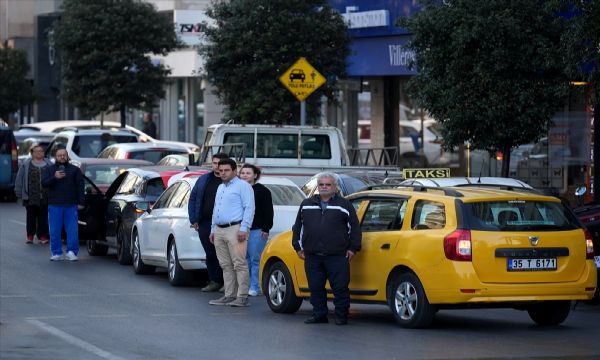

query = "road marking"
[
  {"left": 26, "top": 319, "right": 125, "bottom": 360},
  {"left": 0, "top": 295, "right": 29, "bottom": 298},
  {"left": 8, "top": 220, "right": 26, "bottom": 226}
]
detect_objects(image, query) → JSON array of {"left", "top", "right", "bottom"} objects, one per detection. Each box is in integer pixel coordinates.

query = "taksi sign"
[
  {"left": 402, "top": 168, "right": 451, "bottom": 179},
  {"left": 279, "top": 57, "right": 326, "bottom": 101}
]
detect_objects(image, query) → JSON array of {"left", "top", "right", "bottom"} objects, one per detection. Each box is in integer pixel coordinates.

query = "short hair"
[
  {"left": 212, "top": 152, "right": 229, "bottom": 161},
  {"left": 30, "top": 144, "right": 44, "bottom": 154},
  {"left": 241, "top": 163, "right": 261, "bottom": 181},
  {"left": 316, "top": 172, "right": 338, "bottom": 186},
  {"left": 218, "top": 158, "right": 237, "bottom": 170}
]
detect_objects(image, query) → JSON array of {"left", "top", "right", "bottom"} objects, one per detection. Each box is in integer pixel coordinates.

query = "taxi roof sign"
[
  {"left": 402, "top": 168, "right": 451, "bottom": 179},
  {"left": 279, "top": 57, "right": 326, "bottom": 101}
]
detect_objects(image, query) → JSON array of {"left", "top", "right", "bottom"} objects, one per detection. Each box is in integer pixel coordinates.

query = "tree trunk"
[{"left": 501, "top": 143, "right": 512, "bottom": 178}]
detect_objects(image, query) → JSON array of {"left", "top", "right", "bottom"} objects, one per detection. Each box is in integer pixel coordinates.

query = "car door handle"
[{"left": 381, "top": 243, "right": 390, "bottom": 250}]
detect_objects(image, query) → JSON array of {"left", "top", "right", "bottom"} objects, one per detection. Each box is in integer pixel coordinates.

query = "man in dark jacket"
[
  {"left": 42, "top": 148, "right": 85, "bottom": 261},
  {"left": 292, "top": 172, "right": 361, "bottom": 325},
  {"left": 188, "top": 153, "right": 229, "bottom": 291}
]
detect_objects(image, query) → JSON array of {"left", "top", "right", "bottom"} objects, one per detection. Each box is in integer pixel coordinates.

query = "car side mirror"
[
  {"left": 135, "top": 201, "right": 151, "bottom": 214},
  {"left": 575, "top": 186, "right": 587, "bottom": 197},
  {"left": 85, "top": 185, "right": 93, "bottom": 195}
]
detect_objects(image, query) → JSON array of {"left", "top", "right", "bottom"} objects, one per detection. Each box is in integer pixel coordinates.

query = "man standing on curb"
[
  {"left": 292, "top": 172, "right": 361, "bottom": 325},
  {"left": 42, "top": 148, "right": 85, "bottom": 261},
  {"left": 188, "top": 153, "right": 229, "bottom": 292},
  {"left": 208, "top": 158, "right": 255, "bottom": 307}
]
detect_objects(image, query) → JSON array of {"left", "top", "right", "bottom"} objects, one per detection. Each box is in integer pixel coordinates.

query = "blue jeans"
[
  {"left": 48, "top": 205, "right": 79, "bottom": 256},
  {"left": 246, "top": 229, "right": 267, "bottom": 292}
]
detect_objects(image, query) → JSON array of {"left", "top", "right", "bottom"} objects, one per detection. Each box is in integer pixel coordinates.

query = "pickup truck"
[{"left": 199, "top": 123, "right": 401, "bottom": 186}]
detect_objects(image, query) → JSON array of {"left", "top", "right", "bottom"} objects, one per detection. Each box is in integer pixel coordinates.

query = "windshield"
[
  {"left": 83, "top": 164, "right": 128, "bottom": 186},
  {"left": 464, "top": 200, "right": 580, "bottom": 231},
  {"left": 262, "top": 184, "right": 305, "bottom": 206},
  {"left": 73, "top": 134, "right": 137, "bottom": 157},
  {"left": 129, "top": 149, "right": 188, "bottom": 164}
]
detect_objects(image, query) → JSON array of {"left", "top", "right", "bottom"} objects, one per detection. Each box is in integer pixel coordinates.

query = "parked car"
[
  {"left": 86, "top": 167, "right": 207, "bottom": 265},
  {"left": 260, "top": 186, "right": 596, "bottom": 328},
  {"left": 0, "top": 123, "right": 18, "bottom": 201},
  {"left": 18, "top": 120, "right": 199, "bottom": 152},
  {"left": 45, "top": 129, "right": 138, "bottom": 161},
  {"left": 302, "top": 170, "right": 404, "bottom": 197},
  {"left": 131, "top": 175, "right": 207, "bottom": 285},
  {"left": 97, "top": 142, "right": 190, "bottom": 164},
  {"left": 73, "top": 158, "right": 153, "bottom": 193}
]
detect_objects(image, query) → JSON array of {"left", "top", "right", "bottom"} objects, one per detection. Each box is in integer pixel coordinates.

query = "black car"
[{"left": 87, "top": 166, "right": 198, "bottom": 264}]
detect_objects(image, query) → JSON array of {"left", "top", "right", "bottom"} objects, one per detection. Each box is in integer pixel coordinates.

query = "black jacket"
[
  {"left": 42, "top": 163, "right": 85, "bottom": 206},
  {"left": 292, "top": 194, "right": 361, "bottom": 255},
  {"left": 251, "top": 183, "right": 274, "bottom": 232}
]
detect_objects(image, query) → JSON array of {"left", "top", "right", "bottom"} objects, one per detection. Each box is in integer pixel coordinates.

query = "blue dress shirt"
[{"left": 211, "top": 176, "right": 255, "bottom": 233}]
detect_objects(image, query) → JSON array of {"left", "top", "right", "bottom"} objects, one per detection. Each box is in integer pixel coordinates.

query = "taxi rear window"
[{"left": 464, "top": 200, "right": 580, "bottom": 231}]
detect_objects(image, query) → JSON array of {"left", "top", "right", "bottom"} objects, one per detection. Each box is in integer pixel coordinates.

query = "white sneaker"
[
  {"left": 248, "top": 289, "right": 258, "bottom": 297},
  {"left": 65, "top": 251, "right": 78, "bottom": 261},
  {"left": 50, "top": 254, "right": 63, "bottom": 261}
]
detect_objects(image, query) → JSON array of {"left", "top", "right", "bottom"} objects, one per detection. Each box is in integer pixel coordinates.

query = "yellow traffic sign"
[{"left": 279, "top": 57, "right": 326, "bottom": 101}]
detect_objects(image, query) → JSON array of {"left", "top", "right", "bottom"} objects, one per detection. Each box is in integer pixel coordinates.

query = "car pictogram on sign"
[{"left": 289, "top": 69, "right": 305, "bottom": 82}]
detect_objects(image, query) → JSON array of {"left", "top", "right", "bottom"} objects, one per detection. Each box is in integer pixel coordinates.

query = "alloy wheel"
[
  {"left": 268, "top": 269, "right": 286, "bottom": 306},
  {"left": 394, "top": 281, "right": 418, "bottom": 320}
]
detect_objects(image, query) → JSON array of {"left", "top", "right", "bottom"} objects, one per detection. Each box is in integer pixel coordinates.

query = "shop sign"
[
  {"left": 342, "top": 7, "right": 389, "bottom": 29},
  {"left": 174, "top": 10, "right": 213, "bottom": 46}
]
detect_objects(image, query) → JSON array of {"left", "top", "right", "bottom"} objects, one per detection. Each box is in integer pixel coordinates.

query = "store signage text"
[
  {"left": 388, "top": 45, "right": 415, "bottom": 67},
  {"left": 342, "top": 7, "right": 389, "bottom": 29}
]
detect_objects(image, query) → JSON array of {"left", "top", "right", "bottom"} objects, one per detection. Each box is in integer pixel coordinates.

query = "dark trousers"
[
  {"left": 198, "top": 219, "right": 223, "bottom": 284},
  {"left": 25, "top": 204, "right": 49, "bottom": 239},
  {"left": 304, "top": 254, "right": 350, "bottom": 319}
]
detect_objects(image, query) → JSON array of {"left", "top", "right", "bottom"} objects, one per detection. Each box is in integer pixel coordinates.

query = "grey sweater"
[{"left": 14, "top": 158, "right": 53, "bottom": 202}]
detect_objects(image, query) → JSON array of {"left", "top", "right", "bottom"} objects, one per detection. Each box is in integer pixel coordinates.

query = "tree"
[
  {"left": 399, "top": 0, "right": 570, "bottom": 177},
  {"left": 0, "top": 45, "right": 34, "bottom": 126},
  {"left": 557, "top": 1, "right": 600, "bottom": 200},
  {"left": 53, "top": 0, "right": 180, "bottom": 126},
  {"left": 202, "top": 0, "right": 351, "bottom": 124}
]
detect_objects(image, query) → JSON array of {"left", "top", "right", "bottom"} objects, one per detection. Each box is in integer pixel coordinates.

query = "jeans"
[
  {"left": 198, "top": 219, "right": 224, "bottom": 284},
  {"left": 246, "top": 229, "right": 267, "bottom": 292},
  {"left": 48, "top": 205, "right": 79, "bottom": 256},
  {"left": 304, "top": 254, "right": 350, "bottom": 319}
]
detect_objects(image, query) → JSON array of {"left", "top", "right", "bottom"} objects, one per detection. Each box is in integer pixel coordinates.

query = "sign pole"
[{"left": 300, "top": 101, "right": 306, "bottom": 126}]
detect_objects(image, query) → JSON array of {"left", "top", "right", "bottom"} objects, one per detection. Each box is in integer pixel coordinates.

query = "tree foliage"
[
  {"left": 0, "top": 45, "right": 34, "bottom": 124},
  {"left": 53, "top": 0, "right": 180, "bottom": 119},
  {"left": 399, "top": 0, "right": 570, "bottom": 176},
  {"left": 558, "top": 0, "right": 600, "bottom": 107},
  {"left": 203, "top": 0, "right": 351, "bottom": 124}
]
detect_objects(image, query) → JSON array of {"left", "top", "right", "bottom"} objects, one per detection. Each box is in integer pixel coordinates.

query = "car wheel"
[
  {"left": 86, "top": 239, "right": 108, "bottom": 256},
  {"left": 168, "top": 240, "right": 190, "bottom": 286},
  {"left": 116, "top": 223, "right": 132, "bottom": 265},
  {"left": 527, "top": 301, "right": 571, "bottom": 326},
  {"left": 264, "top": 261, "right": 302, "bottom": 314},
  {"left": 132, "top": 230, "right": 154, "bottom": 275},
  {"left": 388, "top": 272, "right": 436, "bottom": 328}
]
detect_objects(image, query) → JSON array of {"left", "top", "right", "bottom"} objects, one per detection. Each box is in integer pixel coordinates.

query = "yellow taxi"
[{"left": 259, "top": 186, "right": 597, "bottom": 328}]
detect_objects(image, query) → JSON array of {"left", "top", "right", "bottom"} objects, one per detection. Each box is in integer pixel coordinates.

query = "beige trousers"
[{"left": 214, "top": 224, "right": 249, "bottom": 298}]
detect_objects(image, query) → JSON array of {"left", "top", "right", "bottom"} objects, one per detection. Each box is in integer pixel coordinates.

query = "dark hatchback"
[
  {"left": 86, "top": 166, "right": 207, "bottom": 265},
  {"left": 301, "top": 170, "right": 404, "bottom": 197}
]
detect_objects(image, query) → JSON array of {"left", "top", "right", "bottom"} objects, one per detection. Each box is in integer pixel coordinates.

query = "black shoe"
[
  {"left": 335, "top": 317, "right": 348, "bottom": 325},
  {"left": 304, "top": 315, "right": 328, "bottom": 324},
  {"left": 201, "top": 281, "right": 222, "bottom": 292}
]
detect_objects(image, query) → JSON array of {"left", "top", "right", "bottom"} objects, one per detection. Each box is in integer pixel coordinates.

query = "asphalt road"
[{"left": 1, "top": 201, "right": 599, "bottom": 360}]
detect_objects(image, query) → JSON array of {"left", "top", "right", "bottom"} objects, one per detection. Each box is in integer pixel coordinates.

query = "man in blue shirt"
[{"left": 208, "top": 158, "right": 255, "bottom": 307}]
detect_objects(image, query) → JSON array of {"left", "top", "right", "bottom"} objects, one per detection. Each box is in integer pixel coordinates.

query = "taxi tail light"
[
  {"left": 444, "top": 229, "right": 472, "bottom": 261},
  {"left": 584, "top": 229, "right": 594, "bottom": 259}
]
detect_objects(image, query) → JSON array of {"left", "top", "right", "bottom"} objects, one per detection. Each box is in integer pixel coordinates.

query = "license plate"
[
  {"left": 595, "top": 256, "right": 600, "bottom": 269},
  {"left": 507, "top": 258, "right": 557, "bottom": 271}
]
